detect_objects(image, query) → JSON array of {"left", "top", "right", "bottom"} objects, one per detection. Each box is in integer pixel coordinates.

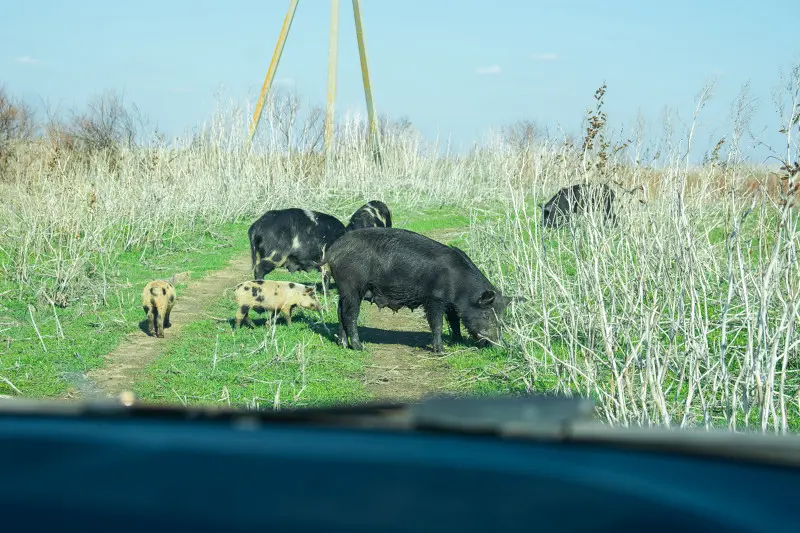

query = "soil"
[{"left": 359, "top": 304, "right": 453, "bottom": 402}]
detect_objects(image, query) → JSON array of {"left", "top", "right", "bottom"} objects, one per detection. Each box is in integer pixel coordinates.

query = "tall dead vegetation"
[
  {"left": 1, "top": 66, "right": 798, "bottom": 433},
  {"left": 470, "top": 65, "right": 800, "bottom": 433},
  {"left": 0, "top": 85, "right": 36, "bottom": 174}
]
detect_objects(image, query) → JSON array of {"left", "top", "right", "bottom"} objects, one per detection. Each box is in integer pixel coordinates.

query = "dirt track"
[
  {"left": 82, "top": 254, "right": 252, "bottom": 399},
  {"left": 359, "top": 227, "right": 466, "bottom": 401},
  {"left": 78, "top": 227, "right": 466, "bottom": 403}
]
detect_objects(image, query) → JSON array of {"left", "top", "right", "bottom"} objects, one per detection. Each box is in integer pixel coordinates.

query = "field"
[{"left": 1, "top": 72, "right": 799, "bottom": 434}]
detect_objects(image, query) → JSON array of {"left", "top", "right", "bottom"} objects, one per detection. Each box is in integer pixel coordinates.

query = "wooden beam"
[
  {"left": 247, "top": 0, "right": 300, "bottom": 149},
  {"left": 324, "top": 0, "right": 341, "bottom": 166},
  {"left": 352, "top": 0, "right": 383, "bottom": 166}
]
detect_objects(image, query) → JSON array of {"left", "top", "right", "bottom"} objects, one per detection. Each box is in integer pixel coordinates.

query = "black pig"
[
  {"left": 248, "top": 208, "right": 346, "bottom": 288},
  {"left": 325, "top": 227, "right": 512, "bottom": 353},
  {"left": 541, "top": 183, "right": 617, "bottom": 228},
  {"left": 345, "top": 200, "right": 393, "bottom": 231}
]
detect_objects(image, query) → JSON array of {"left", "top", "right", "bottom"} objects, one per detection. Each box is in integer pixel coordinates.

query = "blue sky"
[{"left": 2, "top": 0, "right": 798, "bottom": 161}]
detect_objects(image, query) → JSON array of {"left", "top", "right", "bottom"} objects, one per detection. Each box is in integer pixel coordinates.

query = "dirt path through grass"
[
  {"left": 83, "top": 225, "right": 468, "bottom": 403},
  {"left": 359, "top": 227, "right": 466, "bottom": 402},
  {"left": 359, "top": 305, "right": 451, "bottom": 401},
  {"left": 83, "top": 254, "right": 253, "bottom": 398}
]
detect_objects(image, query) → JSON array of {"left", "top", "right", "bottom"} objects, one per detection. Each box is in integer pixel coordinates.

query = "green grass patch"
[
  {"left": 0, "top": 222, "right": 251, "bottom": 398},
  {"left": 134, "top": 205, "right": 530, "bottom": 406},
  {"left": 133, "top": 289, "right": 371, "bottom": 408},
  {"left": 394, "top": 205, "right": 471, "bottom": 234},
  {"left": 1, "top": 202, "right": 537, "bottom": 409},
  {"left": 444, "top": 344, "right": 531, "bottom": 397}
]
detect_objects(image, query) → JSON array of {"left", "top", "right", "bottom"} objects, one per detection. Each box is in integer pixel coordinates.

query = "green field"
[
  {"left": 2, "top": 69, "right": 798, "bottom": 432},
  {"left": 0, "top": 223, "right": 252, "bottom": 397},
  {"left": 131, "top": 205, "right": 530, "bottom": 407},
  {"left": 3, "top": 184, "right": 799, "bottom": 433},
  {"left": 0, "top": 204, "right": 528, "bottom": 406}
]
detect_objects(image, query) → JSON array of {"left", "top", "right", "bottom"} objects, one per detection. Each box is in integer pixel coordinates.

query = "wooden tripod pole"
[
  {"left": 352, "top": 0, "right": 383, "bottom": 167},
  {"left": 246, "top": 0, "right": 299, "bottom": 149},
  {"left": 246, "top": 0, "right": 383, "bottom": 170},
  {"left": 324, "top": 0, "right": 340, "bottom": 168}
]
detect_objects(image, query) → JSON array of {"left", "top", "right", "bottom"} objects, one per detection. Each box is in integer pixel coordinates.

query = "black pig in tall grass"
[
  {"left": 345, "top": 200, "right": 393, "bottom": 231},
  {"left": 248, "top": 208, "right": 346, "bottom": 288},
  {"left": 541, "top": 183, "right": 617, "bottom": 228},
  {"left": 324, "top": 227, "right": 512, "bottom": 354}
]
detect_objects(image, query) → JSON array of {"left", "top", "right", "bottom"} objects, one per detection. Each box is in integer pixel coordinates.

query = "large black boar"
[
  {"left": 541, "top": 183, "right": 617, "bottom": 228},
  {"left": 325, "top": 227, "right": 511, "bottom": 354},
  {"left": 345, "top": 200, "right": 393, "bottom": 231},
  {"left": 248, "top": 208, "right": 346, "bottom": 284}
]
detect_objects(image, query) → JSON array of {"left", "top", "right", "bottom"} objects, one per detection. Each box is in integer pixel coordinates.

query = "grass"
[
  {"left": 0, "top": 222, "right": 250, "bottom": 397},
  {"left": 132, "top": 206, "right": 520, "bottom": 407},
  {"left": 469, "top": 186, "right": 800, "bottom": 431},
  {"left": 397, "top": 206, "right": 471, "bottom": 234},
  {"left": 444, "top": 345, "right": 532, "bottom": 397},
  {"left": 133, "top": 295, "right": 372, "bottom": 408},
  {"left": 1, "top": 69, "right": 799, "bottom": 435}
]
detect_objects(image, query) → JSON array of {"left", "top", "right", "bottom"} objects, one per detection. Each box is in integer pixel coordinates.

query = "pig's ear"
[
  {"left": 477, "top": 290, "right": 496, "bottom": 308},
  {"left": 304, "top": 286, "right": 315, "bottom": 295},
  {"left": 496, "top": 294, "right": 516, "bottom": 310}
]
